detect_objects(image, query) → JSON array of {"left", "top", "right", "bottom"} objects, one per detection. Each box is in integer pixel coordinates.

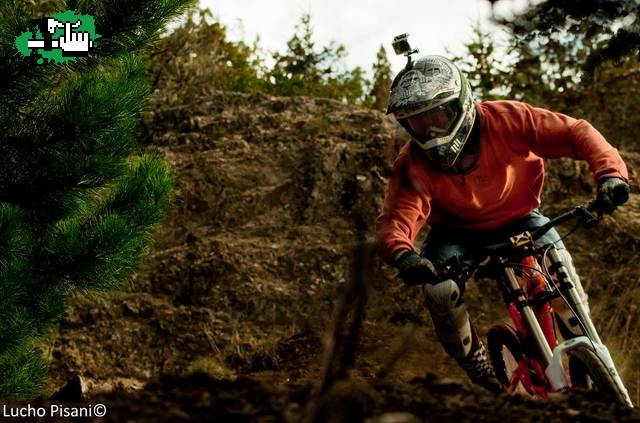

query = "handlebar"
[
  {"left": 481, "top": 200, "right": 601, "bottom": 256},
  {"left": 437, "top": 201, "right": 602, "bottom": 282}
]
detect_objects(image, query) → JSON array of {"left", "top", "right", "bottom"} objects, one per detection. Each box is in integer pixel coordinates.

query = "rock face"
[
  {"left": 49, "top": 91, "right": 411, "bottom": 392},
  {"left": 47, "top": 90, "right": 640, "bottom": 420}
]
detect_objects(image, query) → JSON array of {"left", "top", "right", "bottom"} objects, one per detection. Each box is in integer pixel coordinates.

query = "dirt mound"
[
  {"left": 32, "top": 372, "right": 640, "bottom": 422},
  {"left": 45, "top": 90, "right": 640, "bottom": 419},
  {"left": 48, "top": 91, "right": 412, "bottom": 391}
]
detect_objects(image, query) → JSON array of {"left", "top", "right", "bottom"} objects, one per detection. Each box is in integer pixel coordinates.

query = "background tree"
[
  {"left": 451, "top": 24, "right": 510, "bottom": 101},
  {"left": 0, "top": 0, "right": 193, "bottom": 398},
  {"left": 268, "top": 13, "right": 369, "bottom": 105},
  {"left": 148, "top": 11, "right": 371, "bottom": 106},
  {"left": 149, "top": 7, "right": 265, "bottom": 106},
  {"left": 492, "top": 0, "right": 640, "bottom": 149},
  {"left": 499, "top": 0, "right": 640, "bottom": 70},
  {"left": 367, "top": 44, "right": 393, "bottom": 111}
]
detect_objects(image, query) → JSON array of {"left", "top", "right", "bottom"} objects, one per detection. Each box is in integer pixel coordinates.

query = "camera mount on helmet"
[{"left": 392, "top": 33, "right": 419, "bottom": 68}]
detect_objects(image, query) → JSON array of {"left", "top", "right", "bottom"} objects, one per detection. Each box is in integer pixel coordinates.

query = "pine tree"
[
  {"left": 498, "top": 0, "right": 639, "bottom": 70},
  {"left": 495, "top": 0, "right": 640, "bottom": 148},
  {"left": 452, "top": 25, "right": 510, "bottom": 101},
  {"left": 0, "top": 0, "right": 194, "bottom": 398},
  {"left": 268, "top": 13, "right": 369, "bottom": 104},
  {"left": 367, "top": 45, "right": 392, "bottom": 111},
  {"left": 149, "top": 7, "right": 265, "bottom": 103}
]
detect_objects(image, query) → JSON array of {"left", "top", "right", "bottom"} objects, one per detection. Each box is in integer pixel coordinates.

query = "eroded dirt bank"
[{"left": 43, "top": 91, "right": 640, "bottom": 421}]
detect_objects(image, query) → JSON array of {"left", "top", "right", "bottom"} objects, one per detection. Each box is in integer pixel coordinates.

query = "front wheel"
[
  {"left": 487, "top": 323, "right": 542, "bottom": 395},
  {"left": 569, "top": 345, "right": 630, "bottom": 406},
  {"left": 487, "top": 323, "right": 522, "bottom": 388}
]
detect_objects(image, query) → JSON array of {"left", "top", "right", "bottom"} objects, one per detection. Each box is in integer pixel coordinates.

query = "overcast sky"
[{"left": 198, "top": 0, "right": 534, "bottom": 76}]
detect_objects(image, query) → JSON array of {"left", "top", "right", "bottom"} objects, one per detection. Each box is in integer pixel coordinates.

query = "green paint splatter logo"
[{"left": 15, "top": 10, "right": 101, "bottom": 64}]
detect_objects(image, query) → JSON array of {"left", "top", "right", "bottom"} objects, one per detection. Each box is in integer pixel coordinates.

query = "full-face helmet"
[{"left": 387, "top": 55, "right": 476, "bottom": 170}]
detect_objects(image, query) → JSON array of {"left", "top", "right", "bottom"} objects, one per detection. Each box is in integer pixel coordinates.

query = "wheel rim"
[
  {"left": 488, "top": 324, "right": 542, "bottom": 396},
  {"left": 501, "top": 346, "right": 530, "bottom": 395},
  {"left": 502, "top": 345, "right": 518, "bottom": 381}
]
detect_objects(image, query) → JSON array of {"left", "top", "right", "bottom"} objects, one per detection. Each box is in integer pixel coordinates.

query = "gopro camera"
[{"left": 392, "top": 33, "right": 418, "bottom": 56}]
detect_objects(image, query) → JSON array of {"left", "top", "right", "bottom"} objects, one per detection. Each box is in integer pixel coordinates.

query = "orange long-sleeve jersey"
[{"left": 376, "top": 100, "right": 629, "bottom": 265}]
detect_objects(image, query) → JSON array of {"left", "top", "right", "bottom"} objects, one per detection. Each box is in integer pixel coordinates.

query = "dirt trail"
[{"left": 44, "top": 91, "right": 640, "bottom": 421}]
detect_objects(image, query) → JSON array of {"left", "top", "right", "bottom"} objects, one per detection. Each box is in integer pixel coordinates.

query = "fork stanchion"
[
  {"left": 547, "top": 247, "right": 602, "bottom": 344},
  {"left": 504, "top": 267, "right": 554, "bottom": 367},
  {"left": 520, "top": 256, "right": 557, "bottom": 350}
]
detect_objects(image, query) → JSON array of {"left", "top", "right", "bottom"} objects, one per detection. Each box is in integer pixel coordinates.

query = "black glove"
[
  {"left": 593, "top": 177, "right": 630, "bottom": 215},
  {"left": 394, "top": 250, "right": 438, "bottom": 286}
]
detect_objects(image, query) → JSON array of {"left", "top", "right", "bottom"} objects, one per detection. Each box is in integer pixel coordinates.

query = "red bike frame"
[{"left": 504, "top": 255, "right": 557, "bottom": 397}]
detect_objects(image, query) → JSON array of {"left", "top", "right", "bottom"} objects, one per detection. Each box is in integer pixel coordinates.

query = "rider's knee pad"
[
  {"left": 423, "top": 279, "right": 473, "bottom": 359},
  {"left": 423, "top": 278, "right": 464, "bottom": 315}
]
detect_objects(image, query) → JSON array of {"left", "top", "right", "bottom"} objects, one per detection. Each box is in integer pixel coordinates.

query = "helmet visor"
[
  {"left": 403, "top": 98, "right": 476, "bottom": 170},
  {"left": 406, "top": 100, "right": 460, "bottom": 144}
]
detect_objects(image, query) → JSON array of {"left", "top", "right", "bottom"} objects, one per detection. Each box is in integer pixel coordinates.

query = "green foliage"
[
  {"left": 22, "top": 0, "right": 66, "bottom": 17},
  {"left": 0, "top": 0, "right": 191, "bottom": 399},
  {"left": 499, "top": 0, "right": 640, "bottom": 71},
  {"left": 502, "top": 1, "right": 640, "bottom": 150},
  {"left": 460, "top": 3, "right": 640, "bottom": 149},
  {"left": 452, "top": 24, "right": 510, "bottom": 101},
  {"left": 0, "top": 343, "right": 48, "bottom": 399},
  {"left": 266, "top": 13, "right": 369, "bottom": 105},
  {"left": 271, "top": 13, "right": 334, "bottom": 79},
  {"left": 148, "top": 10, "right": 377, "bottom": 107},
  {"left": 149, "top": 8, "right": 264, "bottom": 105},
  {"left": 366, "top": 45, "right": 393, "bottom": 110}
]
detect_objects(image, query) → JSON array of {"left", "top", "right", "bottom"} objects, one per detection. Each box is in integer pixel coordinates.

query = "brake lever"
[
  {"left": 581, "top": 202, "right": 603, "bottom": 228},
  {"left": 437, "top": 255, "right": 484, "bottom": 284},
  {"left": 436, "top": 256, "right": 462, "bottom": 282}
]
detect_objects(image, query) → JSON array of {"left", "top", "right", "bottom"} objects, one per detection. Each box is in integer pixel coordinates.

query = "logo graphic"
[{"left": 15, "top": 10, "right": 100, "bottom": 64}]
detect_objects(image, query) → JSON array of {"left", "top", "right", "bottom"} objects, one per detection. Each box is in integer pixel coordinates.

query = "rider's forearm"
[
  {"left": 376, "top": 216, "right": 418, "bottom": 266},
  {"left": 376, "top": 206, "right": 422, "bottom": 265},
  {"left": 567, "top": 119, "right": 629, "bottom": 182},
  {"left": 376, "top": 150, "right": 431, "bottom": 266}
]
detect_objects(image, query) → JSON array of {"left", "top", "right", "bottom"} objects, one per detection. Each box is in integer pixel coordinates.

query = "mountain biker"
[{"left": 376, "top": 55, "right": 630, "bottom": 393}]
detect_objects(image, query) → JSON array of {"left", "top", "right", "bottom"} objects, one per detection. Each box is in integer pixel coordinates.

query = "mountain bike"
[{"left": 437, "top": 202, "right": 634, "bottom": 407}]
